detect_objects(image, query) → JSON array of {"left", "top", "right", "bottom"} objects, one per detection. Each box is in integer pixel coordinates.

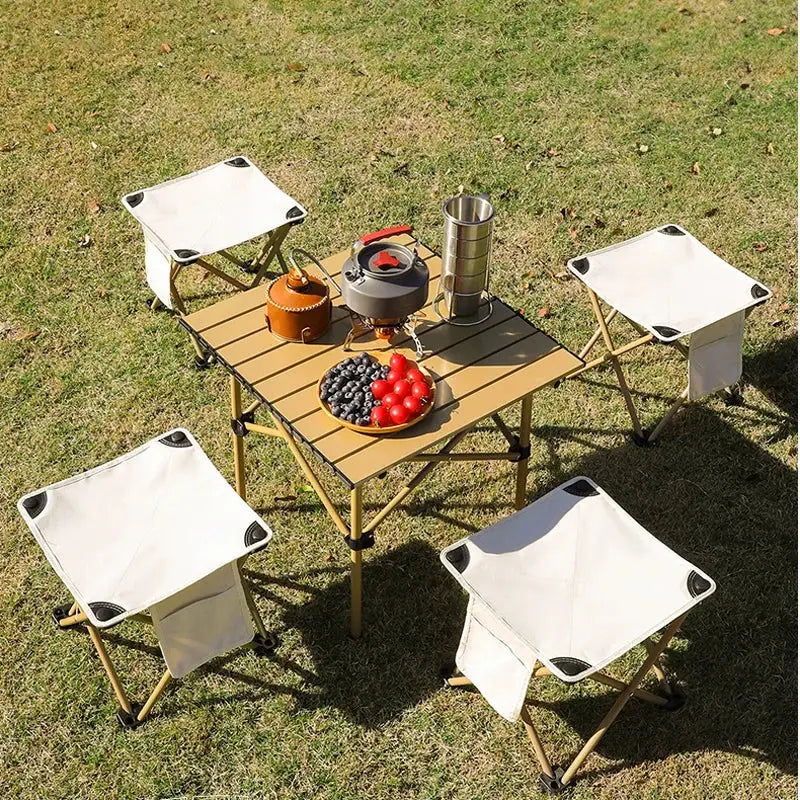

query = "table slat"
[
  {"left": 309, "top": 315, "right": 544, "bottom": 463},
  {"left": 336, "top": 345, "right": 580, "bottom": 485},
  {"left": 286, "top": 305, "right": 521, "bottom": 443}
]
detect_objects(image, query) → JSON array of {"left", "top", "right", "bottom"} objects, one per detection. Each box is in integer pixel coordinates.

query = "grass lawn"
[{"left": 0, "top": 0, "right": 797, "bottom": 797}]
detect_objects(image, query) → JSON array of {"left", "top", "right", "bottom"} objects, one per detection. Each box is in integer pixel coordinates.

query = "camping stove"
[{"left": 317, "top": 225, "right": 429, "bottom": 358}]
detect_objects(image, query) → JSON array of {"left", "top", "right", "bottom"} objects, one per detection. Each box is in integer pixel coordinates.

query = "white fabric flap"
[
  {"left": 144, "top": 233, "right": 173, "bottom": 309},
  {"left": 151, "top": 563, "right": 253, "bottom": 679},
  {"left": 457, "top": 596, "right": 537, "bottom": 722},
  {"left": 567, "top": 225, "right": 770, "bottom": 339},
  {"left": 688, "top": 311, "right": 745, "bottom": 401}
]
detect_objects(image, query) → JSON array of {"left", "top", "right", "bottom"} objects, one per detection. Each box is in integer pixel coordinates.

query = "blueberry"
[{"left": 330, "top": 404, "right": 340, "bottom": 415}]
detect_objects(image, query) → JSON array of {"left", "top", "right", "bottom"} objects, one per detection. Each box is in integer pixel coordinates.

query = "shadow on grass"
[
  {"left": 252, "top": 403, "right": 796, "bottom": 778},
  {"left": 523, "top": 404, "right": 797, "bottom": 778},
  {"left": 268, "top": 540, "right": 465, "bottom": 726},
  {"left": 100, "top": 400, "right": 794, "bottom": 780},
  {"left": 743, "top": 332, "right": 797, "bottom": 424}
]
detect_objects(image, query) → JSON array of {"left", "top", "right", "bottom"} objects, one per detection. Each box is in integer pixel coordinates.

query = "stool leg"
[
  {"left": 521, "top": 704, "right": 556, "bottom": 779},
  {"left": 560, "top": 612, "right": 688, "bottom": 787},
  {"left": 642, "top": 638, "right": 673, "bottom": 695},
  {"left": 515, "top": 394, "right": 533, "bottom": 510},
  {"left": 579, "top": 308, "right": 618, "bottom": 360},
  {"left": 349, "top": 486, "right": 363, "bottom": 639},
  {"left": 85, "top": 622, "right": 132, "bottom": 715},
  {"left": 136, "top": 669, "right": 172, "bottom": 723},
  {"left": 238, "top": 561, "right": 269, "bottom": 640},
  {"left": 230, "top": 376, "right": 247, "bottom": 500},
  {"left": 646, "top": 387, "right": 688, "bottom": 443}
]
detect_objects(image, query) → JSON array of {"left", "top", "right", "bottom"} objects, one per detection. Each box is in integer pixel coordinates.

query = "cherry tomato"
[
  {"left": 393, "top": 380, "right": 412, "bottom": 399},
  {"left": 386, "top": 369, "right": 404, "bottom": 385},
  {"left": 382, "top": 392, "right": 401, "bottom": 409},
  {"left": 389, "top": 403, "right": 410, "bottom": 425},
  {"left": 389, "top": 353, "right": 407, "bottom": 373},
  {"left": 411, "top": 381, "right": 431, "bottom": 402},
  {"left": 370, "top": 379, "right": 391, "bottom": 400},
  {"left": 370, "top": 406, "right": 392, "bottom": 427},
  {"left": 403, "top": 395, "right": 422, "bottom": 417},
  {"left": 406, "top": 368, "right": 428, "bottom": 385}
]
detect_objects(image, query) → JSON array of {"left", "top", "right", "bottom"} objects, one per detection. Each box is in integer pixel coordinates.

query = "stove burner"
[{"left": 343, "top": 311, "right": 424, "bottom": 359}]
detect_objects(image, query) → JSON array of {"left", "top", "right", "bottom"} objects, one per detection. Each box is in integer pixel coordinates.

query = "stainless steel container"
[{"left": 435, "top": 193, "right": 494, "bottom": 324}]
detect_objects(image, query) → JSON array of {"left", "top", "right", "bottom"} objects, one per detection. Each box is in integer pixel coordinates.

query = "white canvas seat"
[
  {"left": 440, "top": 477, "right": 715, "bottom": 792},
  {"left": 18, "top": 428, "right": 276, "bottom": 729},
  {"left": 122, "top": 156, "right": 307, "bottom": 365},
  {"left": 566, "top": 224, "right": 771, "bottom": 443}
]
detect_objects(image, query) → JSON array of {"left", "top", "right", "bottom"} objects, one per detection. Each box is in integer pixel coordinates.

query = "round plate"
[{"left": 318, "top": 353, "right": 436, "bottom": 435}]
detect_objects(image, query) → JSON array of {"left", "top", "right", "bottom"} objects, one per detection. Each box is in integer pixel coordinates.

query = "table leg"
[
  {"left": 230, "top": 376, "right": 247, "bottom": 500},
  {"left": 350, "top": 485, "right": 363, "bottom": 638},
  {"left": 515, "top": 394, "right": 533, "bottom": 510}
]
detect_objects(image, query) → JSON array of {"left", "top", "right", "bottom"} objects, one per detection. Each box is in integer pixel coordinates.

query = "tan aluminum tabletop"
[{"left": 181, "top": 234, "right": 583, "bottom": 487}]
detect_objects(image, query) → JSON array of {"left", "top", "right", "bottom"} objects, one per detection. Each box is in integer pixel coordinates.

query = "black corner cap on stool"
[
  {"left": 159, "top": 431, "right": 192, "bottom": 448},
  {"left": 686, "top": 570, "right": 712, "bottom": 598},
  {"left": 244, "top": 520, "right": 270, "bottom": 548},
  {"left": 51, "top": 603, "right": 81, "bottom": 630},
  {"left": 439, "top": 662, "right": 457, "bottom": 688},
  {"left": 22, "top": 491, "right": 47, "bottom": 518},
  {"left": 653, "top": 325, "right": 681, "bottom": 340},
  {"left": 286, "top": 205, "right": 304, "bottom": 220},
  {"left": 562, "top": 479, "right": 598, "bottom": 497},
  {"left": 656, "top": 684, "right": 688, "bottom": 712},
  {"left": 571, "top": 257, "right": 590, "bottom": 275},
  {"left": 751, "top": 283, "right": 769, "bottom": 300},
  {"left": 445, "top": 543, "right": 470, "bottom": 573},
  {"left": 88, "top": 602, "right": 125, "bottom": 625},
  {"left": 116, "top": 703, "right": 144, "bottom": 730},
  {"left": 550, "top": 657, "right": 592, "bottom": 677},
  {"left": 539, "top": 767, "right": 566, "bottom": 794},
  {"left": 225, "top": 157, "right": 250, "bottom": 167},
  {"left": 125, "top": 191, "right": 144, "bottom": 208},
  {"left": 174, "top": 248, "right": 199, "bottom": 262},
  {"left": 659, "top": 225, "right": 685, "bottom": 236},
  {"left": 252, "top": 631, "right": 279, "bottom": 657}
]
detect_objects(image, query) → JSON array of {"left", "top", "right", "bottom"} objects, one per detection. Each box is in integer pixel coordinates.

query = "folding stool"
[
  {"left": 122, "top": 156, "right": 307, "bottom": 366},
  {"left": 440, "top": 476, "right": 716, "bottom": 792},
  {"left": 17, "top": 428, "right": 276, "bottom": 728},
  {"left": 567, "top": 224, "right": 771, "bottom": 443}
]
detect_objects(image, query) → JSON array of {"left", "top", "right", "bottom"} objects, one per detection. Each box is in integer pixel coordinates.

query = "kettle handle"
[
  {"left": 288, "top": 248, "right": 341, "bottom": 295},
  {"left": 357, "top": 225, "right": 413, "bottom": 247}
]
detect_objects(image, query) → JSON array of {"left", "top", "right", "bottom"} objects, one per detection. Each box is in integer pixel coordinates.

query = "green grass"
[{"left": 0, "top": 0, "right": 796, "bottom": 797}]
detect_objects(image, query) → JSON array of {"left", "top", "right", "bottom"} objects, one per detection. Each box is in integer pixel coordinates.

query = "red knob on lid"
[{"left": 373, "top": 251, "right": 400, "bottom": 269}]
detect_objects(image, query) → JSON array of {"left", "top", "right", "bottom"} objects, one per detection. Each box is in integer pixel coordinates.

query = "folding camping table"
[
  {"left": 179, "top": 233, "right": 583, "bottom": 637},
  {"left": 122, "top": 156, "right": 307, "bottom": 366},
  {"left": 17, "top": 429, "right": 276, "bottom": 728},
  {"left": 440, "top": 476, "right": 716, "bottom": 793},
  {"left": 567, "top": 224, "right": 771, "bottom": 443}
]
